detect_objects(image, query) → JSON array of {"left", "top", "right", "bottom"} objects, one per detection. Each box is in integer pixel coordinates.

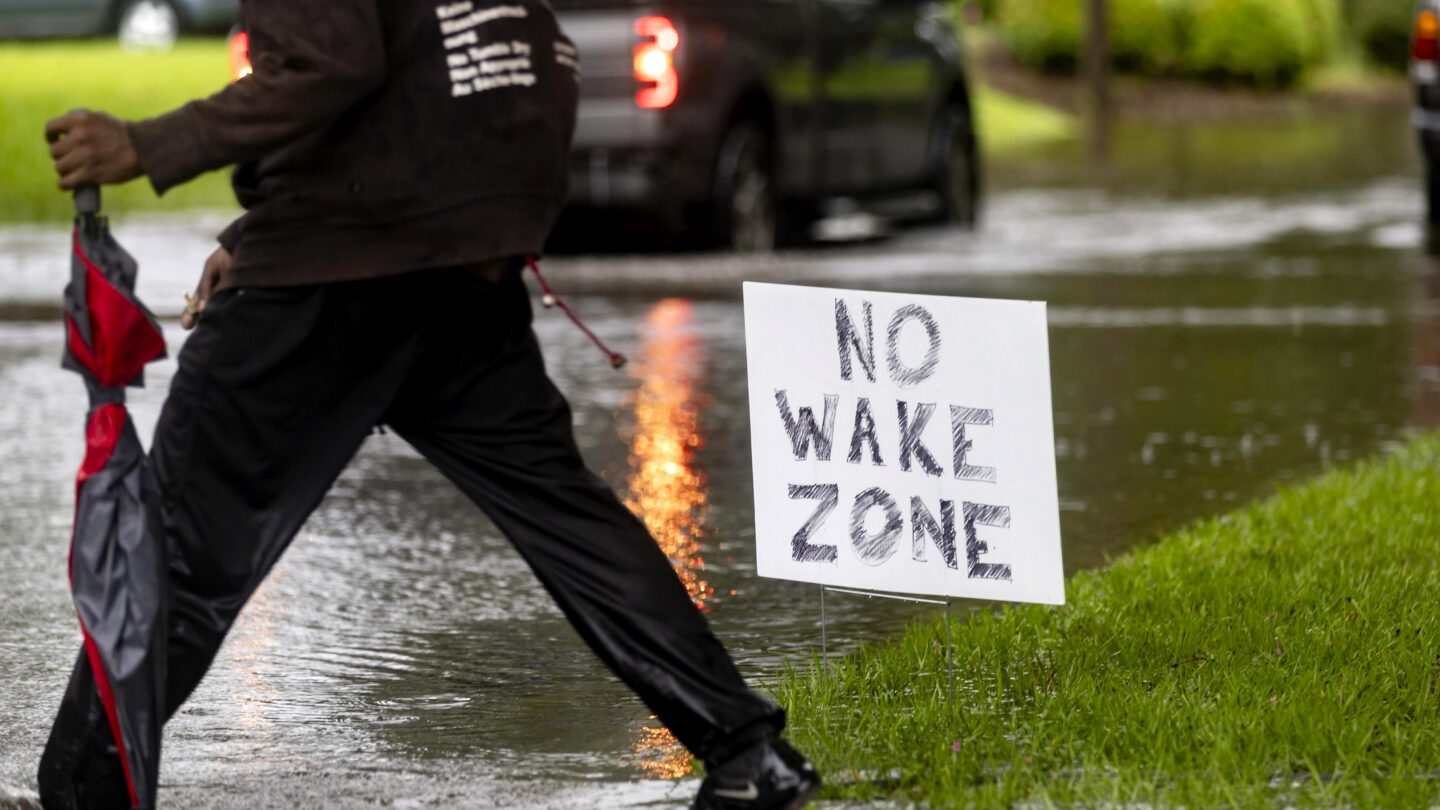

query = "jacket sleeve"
[
  {"left": 216, "top": 212, "right": 248, "bottom": 253},
  {"left": 128, "top": 0, "right": 386, "bottom": 195}
]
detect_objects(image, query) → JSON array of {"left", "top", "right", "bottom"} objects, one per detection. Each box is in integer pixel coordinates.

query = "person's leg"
[
  {"left": 386, "top": 269, "right": 784, "bottom": 761},
  {"left": 153, "top": 282, "right": 430, "bottom": 714},
  {"left": 40, "top": 280, "right": 422, "bottom": 808}
]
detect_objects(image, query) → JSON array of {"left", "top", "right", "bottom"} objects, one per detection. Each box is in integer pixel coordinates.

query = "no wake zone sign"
[{"left": 744, "top": 282, "right": 1064, "bottom": 605}]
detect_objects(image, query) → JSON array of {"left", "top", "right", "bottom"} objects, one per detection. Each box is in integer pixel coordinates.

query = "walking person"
[{"left": 37, "top": 1, "right": 819, "bottom": 808}]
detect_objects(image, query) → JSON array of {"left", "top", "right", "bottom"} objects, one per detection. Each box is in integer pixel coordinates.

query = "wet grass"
[
  {"left": 973, "top": 84, "right": 1076, "bottom": 156},
  {"left": 774, "top": 432, "right": 1440, "bottom": 807},
  {"left": 1302, "top": 46, "right": 1410, "bottom": 100},
  {"left": 0, "top": 41, "right": 238, "bottom": 222}
]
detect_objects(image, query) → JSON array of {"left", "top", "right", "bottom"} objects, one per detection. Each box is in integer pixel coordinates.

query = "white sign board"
[{"left": 744, "top": 282, "right": 1064, "bottom": 605}]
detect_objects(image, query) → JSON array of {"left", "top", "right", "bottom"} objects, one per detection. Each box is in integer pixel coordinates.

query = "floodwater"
[{"left": 2, "top": 108, "right": 1438, "bottom": 808}]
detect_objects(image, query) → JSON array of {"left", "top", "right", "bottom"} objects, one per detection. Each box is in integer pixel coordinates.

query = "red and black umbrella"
[{"left": 56, "top": 186, "right": 168, "bottom": 809}]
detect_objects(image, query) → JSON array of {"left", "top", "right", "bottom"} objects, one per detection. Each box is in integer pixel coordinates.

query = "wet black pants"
[{"left": 40, "top": 268, "right": 780, "bottom": 808}]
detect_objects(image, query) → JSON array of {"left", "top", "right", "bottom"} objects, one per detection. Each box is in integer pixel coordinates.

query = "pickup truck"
[
  {"left": 1415, "top": 0, "right": 1440, "bottom": 223},
  {"left": 556, "top": 0, "right": 979, "bottom": 250}
]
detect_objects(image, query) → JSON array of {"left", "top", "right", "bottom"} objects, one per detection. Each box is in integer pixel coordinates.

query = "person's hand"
[
  {"left": 45, "top": 109, "right": 142, "bottom": 190},
  {"left": 183, "top": 248, "right": 230, "bottom": 330}
]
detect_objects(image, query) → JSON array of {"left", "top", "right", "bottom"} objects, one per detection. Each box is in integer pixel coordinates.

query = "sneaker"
[{"left": 692, "top": 737, "right": 820, "bottom": 810}]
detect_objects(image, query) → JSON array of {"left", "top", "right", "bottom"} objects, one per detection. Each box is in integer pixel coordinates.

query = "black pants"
[{"left": 40, "top": 267, "right": 780, "bottom": 807}]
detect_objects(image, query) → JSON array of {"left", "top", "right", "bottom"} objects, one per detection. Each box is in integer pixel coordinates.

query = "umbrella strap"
[{"left": 524, "top": 255, "right": 627, "bottom": 369}]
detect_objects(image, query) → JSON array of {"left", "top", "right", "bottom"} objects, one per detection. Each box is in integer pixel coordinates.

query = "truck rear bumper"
[
  {"left": 1414, "top": 107, "right": 1440, "bottom": 136},
  {"left": 568, "top": 102, "right": 715, "bottom": 210},
  {"left": 568, "top": 146, "right": 713, "bottom": 211},
  {"left": 1414, "top": 109, "right": 1440, "bottom": 168},
  {"left": 570, "top": 149, "right": 667, "bottom": 207}
]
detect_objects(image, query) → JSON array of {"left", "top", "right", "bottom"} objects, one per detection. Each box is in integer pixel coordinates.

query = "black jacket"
[{"left": 128, "top": 0, "right": 579, "bottom": 289}]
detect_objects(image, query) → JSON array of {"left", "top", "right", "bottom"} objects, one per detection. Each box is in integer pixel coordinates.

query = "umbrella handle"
[{"left": 75, "top": 185, "right": 100, "bottom": 217}]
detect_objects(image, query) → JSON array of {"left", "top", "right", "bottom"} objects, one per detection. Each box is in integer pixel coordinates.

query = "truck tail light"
[
  {"left": 229, "top": 30, "right": 252, "bottom": 81},
  {"left": 634, "top": 16, "right": 678, "bottom": 109},
  {"left": 1416, "top": 9, "right": 1439, "bottom": 62}
]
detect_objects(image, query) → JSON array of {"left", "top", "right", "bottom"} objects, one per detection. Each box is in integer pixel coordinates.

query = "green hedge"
[
  {"left": 1183, "top": 0, "right": 1310, "bottom": 86},
  {"left": 998, "top": 0, "right": 1081, "bottom": 72},
  {"left": 1114, "top": 0, "right": 1180, "bottom": 72},
  {"left": 1298, "top": 0, "right": 1343, "bottom": 65},
  {"left": 997, "top": 0, "right": 1344, "bottom": 86},
  {"left": 1349, "top": 0, "right": 1412, "bottom": 71},
  {"left": 999, "top": 0, "right": 1178, "bottom": 73},
  {"left": 969, "top": 0, "right": 1004, "bottom": 21}
]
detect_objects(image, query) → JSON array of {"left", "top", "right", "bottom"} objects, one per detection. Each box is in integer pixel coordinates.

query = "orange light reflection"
[
  {"left": 624, "top": 298, "right": 713, "bottom": 611},
  {"left": 624, "top": 298, "right": 710, "bottom": 779}
]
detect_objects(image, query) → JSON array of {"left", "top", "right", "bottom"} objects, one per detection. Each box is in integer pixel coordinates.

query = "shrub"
[
  {"left": 1182, "top": 0, "right": 1311, "bottom": 86},
  {"left": 1112, "top": 0, "right": 1181, "bottom": 72},
  {"left": 1296, "top": 0, "right": 1343, "bottom": 65},
  {"left": 998, "top": 0, "right": 1082, "bottom": 72},
  {"left": 998, "top": 0, "right": 1179, "bottom": 74},
  {"left": 1350, "top": 0, "right": 1412, "bottom": 71},
  {"left": 998, "top": 0, "right": 1342, "bottom": 85},
  {"left": 967, "top": 0, "right": 1004, "bottom": 21}
]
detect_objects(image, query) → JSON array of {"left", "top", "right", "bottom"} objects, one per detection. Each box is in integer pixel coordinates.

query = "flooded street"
[{"left": 3, "top": 109, "right": 1438, "bottom": 807}]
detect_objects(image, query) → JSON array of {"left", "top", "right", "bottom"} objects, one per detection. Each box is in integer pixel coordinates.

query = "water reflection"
[
  {"left": 623, "top": 298, "right": 713, "bottom": 612},
  {"left": 622, "top": 298, "right": 712, "bottom": 779},
  {"left": 224, "top": 580, "right": 281, "bottom": 735}
]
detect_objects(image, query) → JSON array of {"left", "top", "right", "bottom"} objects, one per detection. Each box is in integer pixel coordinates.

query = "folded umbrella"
[{"left": 46, "top": 186, "right": 168, "bottom": 809}]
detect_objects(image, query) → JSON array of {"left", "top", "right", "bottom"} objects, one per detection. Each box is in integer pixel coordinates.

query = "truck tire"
[
  {"left": 712, "top": 121, "right": 777, "bottom": 252},
  {"left": 116, "top": 0, "right": 180, "bottom": 50},
  {"left": 930, "top": 102, "right": 979, "bottom": 228}
]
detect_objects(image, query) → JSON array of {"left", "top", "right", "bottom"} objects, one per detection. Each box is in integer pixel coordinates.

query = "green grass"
[
  {"left": 774, "top": 433, "right": 1440, "bottom": 807},
  {"left": 1301, "top": 42, "right": 1410, "bottom": 97},
  {"left": 0, "top": 41, "right": 239, "bottom": 222},
  {"left": 974, "top": 84, "right": 1077, "bottom": 156}
]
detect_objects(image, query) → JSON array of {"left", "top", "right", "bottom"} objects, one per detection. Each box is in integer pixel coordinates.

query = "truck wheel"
[
  {"left": 713, "top": 122, "right": 777, "bottom": 252},
  {"left": 116, "top": 0, "right": 180, "bottom": 51},
  {"left": 930, "top": 103, "right": 979, "bottom": 228}
]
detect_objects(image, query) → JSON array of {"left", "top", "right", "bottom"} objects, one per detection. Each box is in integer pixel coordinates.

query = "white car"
[{"left": 0, "top": 0, "right": 237, "bottom": 50}]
